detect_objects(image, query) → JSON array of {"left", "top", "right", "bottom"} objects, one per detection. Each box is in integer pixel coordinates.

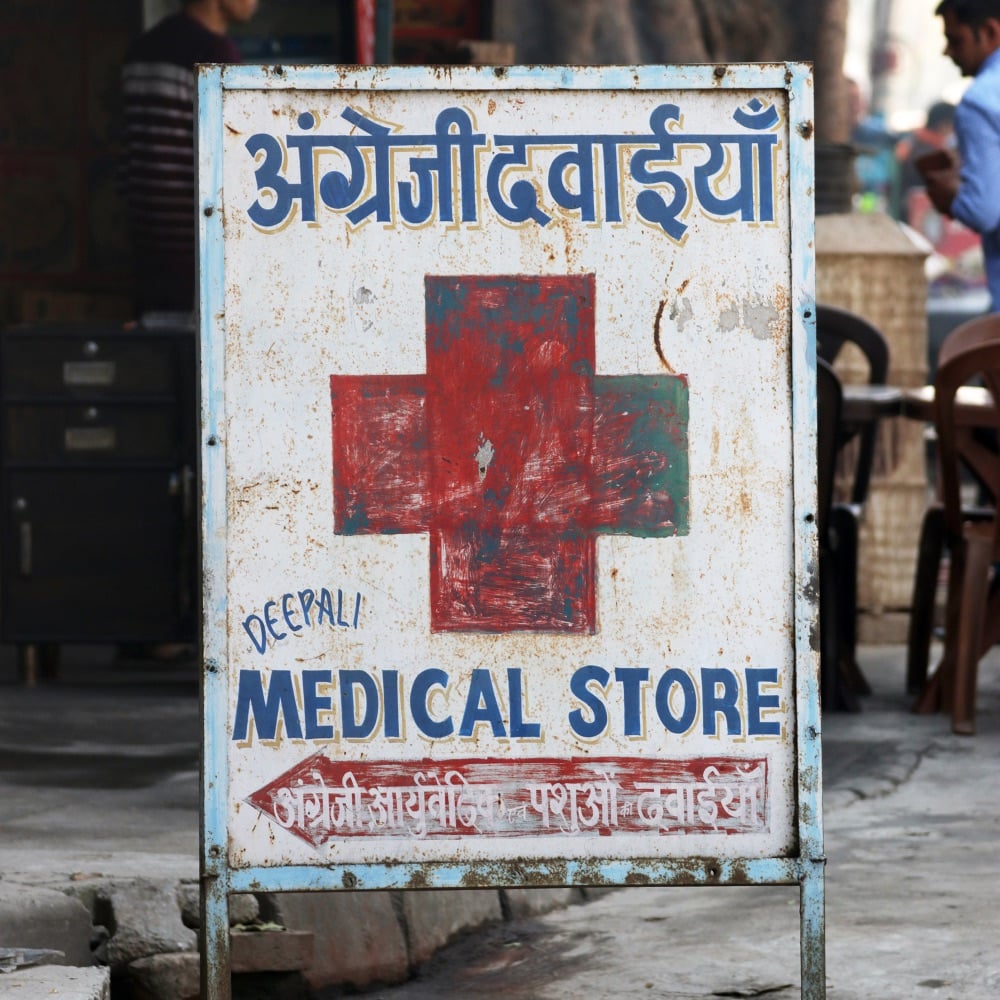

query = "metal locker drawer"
[
  {"left": 2, "top": 333, "right": 177, "bottom": 397},
  {"left": 4, "top": 403, "right": 179, "bottom": 463}
]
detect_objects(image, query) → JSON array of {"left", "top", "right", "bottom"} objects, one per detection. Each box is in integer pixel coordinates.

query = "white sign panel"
[{"left": 200, "top": 65, "right": 817, "bottom": 878}]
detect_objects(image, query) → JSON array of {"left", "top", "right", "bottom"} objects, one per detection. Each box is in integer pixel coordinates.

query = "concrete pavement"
[
  {"left": 0, "top": 645, "right": 200, "bottom": 885},
  {"left": 370, "top": 645, "right": 1000, "bottom": 999},
  {"left": 1, "top": 643, "right": 998, "bottom": 998},
  {"left": 0, "top": 645, "right": 199, "bottom": 999}
]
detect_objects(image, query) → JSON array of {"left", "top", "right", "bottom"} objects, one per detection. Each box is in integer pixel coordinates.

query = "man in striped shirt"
[{"left": 121, "top": 0, "right": 257, "bottom": 316}]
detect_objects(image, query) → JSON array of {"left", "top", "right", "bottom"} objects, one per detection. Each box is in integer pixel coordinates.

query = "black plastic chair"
[
  {"left": 816, "top": 305, "right": 890, "bottom": 505},
  {"left": 817, "top": 357, "right": 852, "bottom": 710},
  {"left": 816, "top": 305, "right": 891, "bottom": 700}
]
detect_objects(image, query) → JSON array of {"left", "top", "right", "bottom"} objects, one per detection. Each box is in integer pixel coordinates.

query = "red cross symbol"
[{"left": 330, "top": 275, "right": 688, "bottom": 633}]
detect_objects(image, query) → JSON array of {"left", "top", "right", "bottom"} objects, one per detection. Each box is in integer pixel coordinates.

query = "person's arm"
[
  {"left": 916, "top": 148, "right": 961, "bottom": 215},
  {"left": 949, "top": 96, "right": 1000, "bottom": 233}
]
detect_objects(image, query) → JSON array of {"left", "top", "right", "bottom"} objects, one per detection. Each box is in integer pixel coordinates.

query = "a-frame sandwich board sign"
[{"left": 198, "top": 61, "right": 823, "bottom": 998}]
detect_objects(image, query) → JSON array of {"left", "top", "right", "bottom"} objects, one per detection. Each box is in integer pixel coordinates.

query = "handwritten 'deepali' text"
[{"left": 242, "top": 587, "right": 362, "bottom": 654}]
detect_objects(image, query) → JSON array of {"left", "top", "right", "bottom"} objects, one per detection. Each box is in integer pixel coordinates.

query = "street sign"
[{"left": 199, "top": 63, "right": 822, "bottom": 997}]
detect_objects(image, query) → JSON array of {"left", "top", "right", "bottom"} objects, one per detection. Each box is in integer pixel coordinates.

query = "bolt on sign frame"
[{"left": 198, "top": 63, "right": 823, "bottom": 999}]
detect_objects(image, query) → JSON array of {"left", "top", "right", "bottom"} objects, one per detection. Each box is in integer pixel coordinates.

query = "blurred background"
[
  {"left": 0, "top": 1, "right": 979, "bottom": 669},
  {"left": 0, "top": 0, "right": 977, "bottom": 327}
]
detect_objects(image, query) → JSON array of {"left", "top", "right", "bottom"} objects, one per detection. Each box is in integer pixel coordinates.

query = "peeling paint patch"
[
  {"left": 720, "top": 307, "right": 740, "bottom": 332},
  {"left": 475, "top": 435, "right": 495, "bottom": 481},
  {"left": 669, "top": 295, "right": 694, "bottom": 332},
  {"left": 745, "top": 301, "right": 781, "bottom": 341}
]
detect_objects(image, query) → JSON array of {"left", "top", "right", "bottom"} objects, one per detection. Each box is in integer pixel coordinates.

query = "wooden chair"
[
  {"left": 906, "top": 313, "right": 1000, "bottom": 696},
  {"left": 816, "top": 305, "right": 890, "bottom": 700},
  {"left": 817, "top": 358, "right": 854, "bottom": 710},
  {"left": 913, "top": 339, "right": 1000, "bottom": 734}
]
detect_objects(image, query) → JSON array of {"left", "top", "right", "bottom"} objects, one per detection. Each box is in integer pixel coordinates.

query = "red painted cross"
[{"left": 330, "top": 274, "right": 688, "bottom": 633}]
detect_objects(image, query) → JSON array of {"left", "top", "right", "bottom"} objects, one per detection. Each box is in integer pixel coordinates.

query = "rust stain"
[
  {"left": 798, "top": 120, "right": 814, "bottom": 141},
  {"left": 487, "top": 98, "right": 497, "bottom": 116},
  {"left": 624, "top": 872, "right": 651, "bottom": 885},
  {"left": 555, "top": 215, "right": 580, "bottom": 270},
  {"left": 225, "top": 123, "right": 241, "bottom": 136},
  {"left": 653, "top": 299, "right": 677, "bottom": 373},
  {"left": 405, "top": 868, "right": 430, "bottom": 890}
]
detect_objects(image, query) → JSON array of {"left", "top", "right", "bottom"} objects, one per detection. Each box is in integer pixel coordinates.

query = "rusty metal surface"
[{"left": 199, "top": 62, "right": 818, "bottom": 894}]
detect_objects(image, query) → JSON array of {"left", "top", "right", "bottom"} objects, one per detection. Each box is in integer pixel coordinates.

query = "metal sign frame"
[{"left": 198, "top": 63, "right": 822, "bottom": 999}]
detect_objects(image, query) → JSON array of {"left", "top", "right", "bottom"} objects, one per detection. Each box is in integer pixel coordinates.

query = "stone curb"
[{"left": 0, "top": 884, "right": 93, "bottom": 968}]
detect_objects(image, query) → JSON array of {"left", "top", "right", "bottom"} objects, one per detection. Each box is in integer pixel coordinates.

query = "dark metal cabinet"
[{"left": 0, "top": 323, "right": 197, "bottom": 655}]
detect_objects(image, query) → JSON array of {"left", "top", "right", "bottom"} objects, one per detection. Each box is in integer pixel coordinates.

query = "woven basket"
[
  {"left": 857, "top": 478, "right": 932, "bottom": 612},
  {"left": 817, "top": 212, "right": 930, "bottom": 633}
]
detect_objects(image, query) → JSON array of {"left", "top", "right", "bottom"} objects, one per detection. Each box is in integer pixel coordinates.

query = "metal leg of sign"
[
  {"left": 201, "top": 873, "right": 232, "bottom": 1000},
  {"left": 799, "top": 860, "right": 827, "bottom": 999}
]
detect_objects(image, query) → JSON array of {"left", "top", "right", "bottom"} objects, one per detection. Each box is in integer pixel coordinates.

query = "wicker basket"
[{"left": 817, "top": 212, "right": 930, "bottom": 639}]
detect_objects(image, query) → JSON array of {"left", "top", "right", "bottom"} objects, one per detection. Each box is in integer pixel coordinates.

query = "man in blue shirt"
[{"left": 925, "top": 0, "right": 1000, "bottom": 310}]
